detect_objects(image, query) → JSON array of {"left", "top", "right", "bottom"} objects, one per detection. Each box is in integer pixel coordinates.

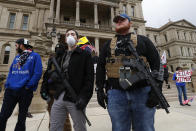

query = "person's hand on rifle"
[
  {"left": 146, "top": 70, "right": 163, "bottom": 108},
  {"left": 96, "top": 85, "right": 107, "bottom": 109},
  {"left": 146, "top": 90, "right": 160, "bottom": 108},
  {"left": 76, "top": 98, "right": 86, "bottom": 110}
]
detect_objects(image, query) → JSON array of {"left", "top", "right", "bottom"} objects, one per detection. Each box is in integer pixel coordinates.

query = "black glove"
[
  {"left": 146, "top": 81, "right": 162, "bottom": 108},
  {"left": 146, "top": 90, "right": 159, "bottom": 108},
  {"left": 76, "top": 98, "right": 86, "bottom": 110},
  {"left": 97, "top": 87, "right": 107, "bottom": 109}
]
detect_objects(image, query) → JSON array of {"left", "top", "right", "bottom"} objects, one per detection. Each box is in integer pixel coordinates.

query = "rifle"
[
  {"left": 51, "top": 57, "right": 92, "bottom": 126},
  {"left": 124, "top": 40, "right": 170, "bottom": 113}
]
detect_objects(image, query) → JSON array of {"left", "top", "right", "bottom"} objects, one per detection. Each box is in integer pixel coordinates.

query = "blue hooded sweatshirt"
[
  {"left": 5, "top": 51, "right": 42, "bottom": 91},
  {"left": 172, "top": 73, "right": 186, "bottom": 87}
]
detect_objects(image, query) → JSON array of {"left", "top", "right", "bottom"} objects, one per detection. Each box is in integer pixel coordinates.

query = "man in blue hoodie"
[{"left": 0, "top": 38, "right": 42, "bottom": 131}]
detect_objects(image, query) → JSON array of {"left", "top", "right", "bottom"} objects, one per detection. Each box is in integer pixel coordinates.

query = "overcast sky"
[{"left": 142, "top": 0, "right": 196, "bottom": 28}]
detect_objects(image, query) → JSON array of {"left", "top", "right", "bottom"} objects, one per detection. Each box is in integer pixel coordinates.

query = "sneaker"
[
  {"left": 185, "top": 103, "right": 191, "bottom": 106},
  {"left": 180, "top": 103, "right": 185, "bottom": 106}
]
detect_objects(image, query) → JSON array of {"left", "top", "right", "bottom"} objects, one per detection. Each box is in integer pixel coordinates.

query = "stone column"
[
  {"left": 94, "top": 3, "right": 99, "bottom": 29},
  {"left": 111, "top": 6, "right": 115, "bottom": 30},
  {"left": 126, "top": 3, "right": 131, "bottom": 17},
  {"left": 119, "top": 2, "right": 123, "bottom": 14},
  {"left": 95, "top": 37, "right": 99, "bottom": 55},
  {"left": 56, "top": 0, "right": 61, "bottom": 22},
  {"left": 75, "top": 0, "right": 80, "bottom": 26},
  {"left": 49, "top": 0, "right": 55, "bottom": 19},
  {"left": 138, "top": 2, "right": 144, "bottom": 19}
]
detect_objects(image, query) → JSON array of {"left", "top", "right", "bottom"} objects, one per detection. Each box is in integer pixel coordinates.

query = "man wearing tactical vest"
[
  {"left": 40, "top": 43, "right": 72, "bottom": 131},
  {"left": 96, "top": 14, "right": 161, "bottom": 131}
]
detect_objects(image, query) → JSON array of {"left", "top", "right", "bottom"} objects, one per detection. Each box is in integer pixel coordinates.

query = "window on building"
[
  {"left": 8, "top": 13, "right": 16, "bottom": 29},
  {"left": 170, "top": 65, "right": 174, "bottom": 72},
  {"left": 21, "top": 14, "right": 29, "bottom": 30},
  {"left": 64, "top": 17, "right": 70, "bottom": 21},
  {"left": 187, "top": 48, "right": 192, "bottom": 56},
  {"left": 191, "top": 64, "right": 194, "bottom": 70},
  {"left": 184, "top": 32, "right": 186, "bottom": 40},
  {"left": 131, "top": 6, "right": 135, "bottom": 17},
  {"left": 164, "top": 34, "right": 168, "bottom": 42},
  {"left": 177, "top": 31, "right": 180, "bottom": 40},
  {"left": 123, "top": 5, "right": 126, "bottom": 14},
  {"left": 154, "top": 35, "right": 157, "bottom": 43},
  {"left": 190, "top": 33, "right": 193, "bottom": 41},
  {"left": 181, "top": 47, "right": 184, "bottom": 56},
  {"left": 3, "top": 45, "right": 11, "bottom": 64},
  {"left": 80, "top": 18, "right": 86, "bottom": 23},
  {"left": 167, "top": 49, "right": 171, "bottom": 58},
  {"left": 134, "top": 28, "right": 138, "bottom": 34}
]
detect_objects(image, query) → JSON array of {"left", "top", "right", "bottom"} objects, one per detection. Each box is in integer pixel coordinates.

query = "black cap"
[{"left": 16, "top": 38, "right": 32, "bottom": 48}]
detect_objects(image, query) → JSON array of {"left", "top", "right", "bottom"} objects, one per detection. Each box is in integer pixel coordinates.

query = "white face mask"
[{"left": 66, "top": 35, "right": 76, "bottom": 47}]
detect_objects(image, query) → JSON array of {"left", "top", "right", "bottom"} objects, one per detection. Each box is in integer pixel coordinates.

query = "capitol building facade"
[{"left": 0, "top": 0, "right": 196, "bottom": 76}]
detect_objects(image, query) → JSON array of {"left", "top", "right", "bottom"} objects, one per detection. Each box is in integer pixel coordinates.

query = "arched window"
[{"left": 2, "top": 45, "right": 11, "bottom": 64}]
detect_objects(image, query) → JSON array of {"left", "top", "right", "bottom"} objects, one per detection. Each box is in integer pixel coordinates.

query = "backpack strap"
[
  {"left": 131, "top": 33, "right": 137, "bottom": 48},
  {"left": 110, "top": 37, "right": 117, "bottom": 57}
]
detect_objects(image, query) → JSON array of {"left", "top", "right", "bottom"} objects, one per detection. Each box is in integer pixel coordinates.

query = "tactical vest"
[{"left": 105, "top": 34, "right": 148, "bottom": 78}]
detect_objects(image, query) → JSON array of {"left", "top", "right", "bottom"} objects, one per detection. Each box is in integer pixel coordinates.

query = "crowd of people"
[{"left": 0, "top": 13, "right": 192, "bottom": 131}]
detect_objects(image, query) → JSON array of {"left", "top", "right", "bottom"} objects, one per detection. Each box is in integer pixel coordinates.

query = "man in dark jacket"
[
  {"left": 96, "top": 14, "right": 160, "bottom": 131},
  {"left": 50, "top": 29, "right": 94, "bottom": 131},
  {"left": 0, "top": 38, "right": 42, "bottom": 131},
  {"left": 40, "top": 43, "right": 72, "bottom": 131}
]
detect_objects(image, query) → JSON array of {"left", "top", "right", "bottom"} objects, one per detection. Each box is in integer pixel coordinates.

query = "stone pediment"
[{"left": 173, "top": 19, "right": 196, "bottom": 28}]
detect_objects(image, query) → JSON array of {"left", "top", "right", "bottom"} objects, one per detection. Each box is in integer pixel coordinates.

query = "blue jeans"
[
  {"left": 176, "top": 85, "right": 187, "bottom": 104},
  {"left": 107, "top": 86, "right": 155, "bottom": 131}
]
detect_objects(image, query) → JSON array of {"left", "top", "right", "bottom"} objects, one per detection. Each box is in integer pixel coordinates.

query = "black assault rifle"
[
  {"left": 125, "top": 40, "right": 170, "bottom": 113},
  {"left": 51, "top": 57, "right": 92, "bottom": 126}
]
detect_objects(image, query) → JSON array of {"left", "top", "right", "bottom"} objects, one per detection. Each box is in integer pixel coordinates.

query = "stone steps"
[{"left": 162, "top": 83, "right": 195, "bottom": 102}]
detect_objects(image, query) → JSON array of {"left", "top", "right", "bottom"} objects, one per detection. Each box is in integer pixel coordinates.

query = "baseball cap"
[
  {"left": 16, "top": 38, "right": 32, "bottom": 48},
  {"left": 113, "top": 13, "right": 131, "bottom": 23}
]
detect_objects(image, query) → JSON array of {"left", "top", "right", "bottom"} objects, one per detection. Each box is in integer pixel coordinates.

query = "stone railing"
[
  {"left": 62, "top": 21, "right": 75, "bottom": 26},
  {"left": 59, "top": 21, "right": 113, "bottom": 31},
  {"left": 99, "top": 25, "right": 112, "bottom": 31},
  {"left": 80, "top": 23, "right": 95, "bottom": 29}
]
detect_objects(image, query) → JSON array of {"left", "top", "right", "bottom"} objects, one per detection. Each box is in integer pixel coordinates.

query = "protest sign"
[{"left": 176, "top": 70, "right": 192, "bottom": 82}]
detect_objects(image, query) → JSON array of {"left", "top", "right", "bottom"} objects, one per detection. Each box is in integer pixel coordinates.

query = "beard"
[
  {"left": 115, "top": 24, "right": 130, "bottom": 34},
  {"left": 17, "top": 48, "right": 23, "bottom": 54}
]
